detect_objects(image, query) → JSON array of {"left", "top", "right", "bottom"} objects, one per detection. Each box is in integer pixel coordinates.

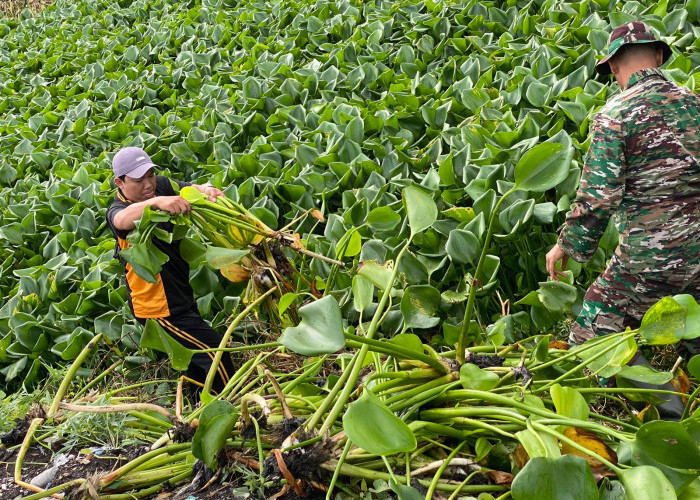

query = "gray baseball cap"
[{"left": 112, "top": 147, "right": 158, "bottom": 178}]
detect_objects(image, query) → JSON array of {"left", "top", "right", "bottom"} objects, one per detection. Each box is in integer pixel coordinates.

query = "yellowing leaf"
[
  {"left": 561, "top": 427, "right": 617, "bottom": 467},
  {"left": 221, "top": 263, "right": 251, "bottom": 283}
]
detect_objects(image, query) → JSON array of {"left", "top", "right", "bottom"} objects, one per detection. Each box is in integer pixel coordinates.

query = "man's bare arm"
[{"left": 112, "top": 196, "right": 191, "bottom": 231}]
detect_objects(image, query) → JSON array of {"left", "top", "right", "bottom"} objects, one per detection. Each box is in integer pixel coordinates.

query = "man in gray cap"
[
  {"left": 545, "top": 22, "right": 699, "bottom": 418},
  {"left": 106, "top": 146, "right": 235, "bottom": 393}
]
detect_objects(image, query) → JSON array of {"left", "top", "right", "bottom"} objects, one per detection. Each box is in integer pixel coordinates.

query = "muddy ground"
[{"left": 0, "top": 445, "right": 252, "bottom": 500}]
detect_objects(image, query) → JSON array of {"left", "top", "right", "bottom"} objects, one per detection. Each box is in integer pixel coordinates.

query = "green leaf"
[
  {"left": 118, "top": 243, "right": 164, "bottom": 284},
  {"left": 459, "top": 363, "right": 499, "bottom": 391},
  {"left": 343, "top": 390, "right": 416, "bottom": 455},
  {"left": 512, "top": 455, "right": 597, "bottom": 500},
  {"left": 403, "top": 186, "right": 437, "bottom": 237},
  {"left": 442, "top": 206, "right": 476, "bottom": 223},
  {"left": 618, "top": 466, "right": 676, "bottom": 500},
  {"left": 445, "top": 229, "right": 480, "bottom": 264},
  {"left": 358, "top": 260, "right": 394, "bottom": 290},
  {"left": 400, "top": 285, "right": 441, "bottom": 329},
  {"left": 515, "top": 428, "right": 561, "bottom": 459},
  {"left": 514, "top": 142, "right": 573, "bottom": 192},
  {"left": 336, "top": 229, "right": 362, "bottom": 258},
  {"left": 352, "top": 275, "right": 373, "bottom": 313},
  {"left": 573, "top": 333, "right": 637, "bottom": 378},
  {"left": 630, "top": 421, "right": 700, "bottom": 470},
  {"left": 616, "top": 365, "right": 673, "bottom": 385},
  {"left": 279, "top": 296, "right": 345, "bottom": 355},
  {"left": 191, "top": 400, "right": 238, "bottom": 469},
  {"left": 278, "top": 292, "right": 297, "bottom": 316},
  {"left": 537, "top": 281, "right": 577, "bottom": 314},
  {"left": 345, "top": 116, "right": 364, "bottom": 143},
  {"left": 140, "top": 319, "right": 193, "bottom": 371},
  {"left": 639, "top": 296, "right": 694, "bottom": 345},
  {"left": 688, "top": 355, "right": 700, "bottom": 379},
  {"left": 367, "top": 206, "right": 402, "bottom": 231},
  {"left": 205, "top": 246, "right": 250, "bottom": 269},
  {"left": 526, "top": 81, "right": 552, "bottom": 107},
  {"left": 550, "top": 384, "right": 589, "bottom": 421},
  {"left": 388, "top": 333, "right": 424, "bottom": 354}
]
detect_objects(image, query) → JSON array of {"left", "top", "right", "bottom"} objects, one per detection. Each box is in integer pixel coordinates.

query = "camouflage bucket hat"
[{"left": 595, "top": 21, "right": 672, "bottom": 76}]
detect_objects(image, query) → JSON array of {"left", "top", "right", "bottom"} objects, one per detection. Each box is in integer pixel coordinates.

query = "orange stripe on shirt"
[{"left": 117, "top": 237, "right": 170, "bottom": 318}]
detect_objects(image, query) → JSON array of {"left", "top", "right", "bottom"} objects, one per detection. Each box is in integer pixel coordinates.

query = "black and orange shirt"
[{"left": 106, "top": 176, "right": 195, "bottom": 319}]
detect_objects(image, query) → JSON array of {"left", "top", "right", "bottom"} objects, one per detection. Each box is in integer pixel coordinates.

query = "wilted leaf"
[{"left": 561, "top": 427, "right": 617, "bottom": 467}]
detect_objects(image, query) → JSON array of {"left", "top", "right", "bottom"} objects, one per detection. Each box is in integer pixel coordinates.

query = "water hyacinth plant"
[{"left": 0, "top": 0, "right": 698, "bottom": 498}]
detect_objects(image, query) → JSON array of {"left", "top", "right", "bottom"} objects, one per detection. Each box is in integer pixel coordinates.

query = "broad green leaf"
[
  {"left": 550, "top": 384, "right": 589, "bottom": 421},
  {"left": 403, "top": 186, "right": 437, "bottom": 237},
  {"left": 191, "top": 400, "right": 238, "bottom": 469},
  {"left": 388, "top": 333, "right": 424, "bottom": 354},
  {"left": 639, "top": 296, "right": 693, "bottom": 344},
  {"left": 400, "top": 285, "right": 441, "bottom": 329},
  {"left": 514, "top": 142, "right": 573, "bottom": 192},
  {"left": 630, "top": 420, "right": 700, "bottom": 470},
  {"left": 180, "top": 186, "right": 206, "bottom": 204},
  {"left": 442, "top": 206, "right": 476, "bottom": 223},
  {"left": 512, "top": 455, "right": 597, "bottom": 500},
  {"left": 515, "top": 428, "right": 561, "bottom": 459},
  {"left": 336, "top": 229, "right": 362, "bottom": 258},
  {"left": 446, "top": 229, "right": 480, "bottom": 264},
  {"left": 388, "top": 479, "right": 423, "bottom": 500},
  {"left": 367, "top": 206, "right": 402, "bottom": 231},
  {"left": 459, "top": 363, "right": 499, "bottom": 391},
  {"left": 616, "top": 365, "right": 673, "bottom": 385},
  {"left": 343, "top": 390, "right": 416, "bottom": 455},
  {"left": 140, "top": 319, "right": 193, "bottom": 371},
  {"left": 279, "top": 296, "right": 345, "bottom": 355},
  {"left": 526, "top": 81, "right": 552, "bottom": 108},
  {"left": 673, "top": 294, "right": 700, "bottom": 338},
  {"left": 618, "top": 466, "right": 676, "bottom": 500},
  {"left": 358, "top": 260, "right": 394, "bottom": 290},
  {"left": 537, "top": 281, "right": 577, "bottom": 314},
  {"left": 205, "top": 246, "right": 249, "bottom": 269},
  {"left": 574, "top": 334, "right": 637, "bottom": 378}
]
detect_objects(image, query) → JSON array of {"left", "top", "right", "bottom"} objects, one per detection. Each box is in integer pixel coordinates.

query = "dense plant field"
[{"left": 0, "top": 0, "right": 698, "bottom": 499}]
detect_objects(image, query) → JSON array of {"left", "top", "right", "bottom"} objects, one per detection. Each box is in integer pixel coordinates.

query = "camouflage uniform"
[{"left": 558, "top": 68, "right": 700, "bottom": 344}]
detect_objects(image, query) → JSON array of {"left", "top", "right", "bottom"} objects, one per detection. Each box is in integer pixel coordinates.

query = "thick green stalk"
[
  {"left": 345, "top": 333, "right": 447, "bottom": 374},
  {"left": 317, "top": 243, "right": 411, "bottom": 435},
  {"left": 99, "top": 470, "right": 191, "bottom": 500},
  {"left": 319, "top": 461, "right": 507, "bottom": 494},
  {"left": 203, "top": 287, "right": 276, "bottom": 394},
  {"left": 326, "top": 440, "right": 353, "bottom": 500},
  {"left": 48, "top": 333, "right": 103, "bottom": 418},
  {"left": 428, "top": 389, "right": 631, "bottom": 441},
  {"left": 535, "top": 331, "right": 639, "bottom": 392},
  {"left": 457, "top": 188, "right": 516, "bottom": 363}
]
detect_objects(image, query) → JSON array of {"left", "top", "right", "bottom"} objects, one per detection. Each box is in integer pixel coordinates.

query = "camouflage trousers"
[{"left": 569, "top": 254, "right": 700, "bottom": 349}]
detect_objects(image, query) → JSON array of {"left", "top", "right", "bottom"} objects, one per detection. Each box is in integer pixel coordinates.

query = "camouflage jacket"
[{"left": 558, "top": 68, "right": 700, "bottom": 274}]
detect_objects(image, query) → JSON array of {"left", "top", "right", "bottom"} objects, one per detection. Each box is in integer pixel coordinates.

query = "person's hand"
[
  {"left": 546, "top": 243, "right": 569, "bottom": 281},
  {"left": 202, "top": 185, "right": 224, "bottom": 201},
  {"left": 152, "top": 196, "right": 191, "bottom": 215}
]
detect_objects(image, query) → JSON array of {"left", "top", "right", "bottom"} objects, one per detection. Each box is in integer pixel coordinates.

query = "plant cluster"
[{"left": 0, "top": 0, "right": 698, "bottom": 498}]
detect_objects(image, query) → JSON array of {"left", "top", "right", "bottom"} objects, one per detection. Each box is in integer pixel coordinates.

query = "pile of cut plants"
[
  {"left": 4, "top": 182, "right": 700, "bottom": 500},
  {"left": 0, "top": 0, "right": 699, "bottom": 499}
]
